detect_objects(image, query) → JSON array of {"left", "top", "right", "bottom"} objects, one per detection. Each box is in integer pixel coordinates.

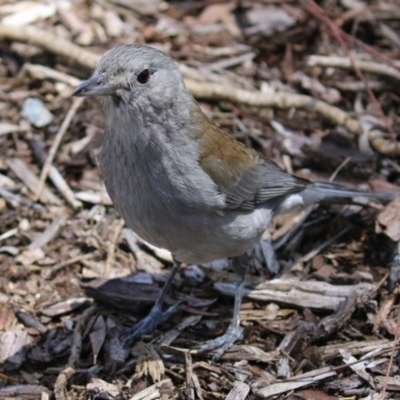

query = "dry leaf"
[
  {"left": 376, "top": 197, "right": 400, "bottom": 241},
  {"left": 89, "top": 315, "right": 106, "bottom": 364}
]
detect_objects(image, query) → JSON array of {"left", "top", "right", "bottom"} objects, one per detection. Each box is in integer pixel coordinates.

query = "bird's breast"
[{"left": 99, "top": 126, "right": 226, "bottom": 254}]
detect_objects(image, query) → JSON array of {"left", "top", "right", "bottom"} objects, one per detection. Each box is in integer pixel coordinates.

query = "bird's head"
[{"left": 73, "top": 45, "right": 188, "bottom": 117}]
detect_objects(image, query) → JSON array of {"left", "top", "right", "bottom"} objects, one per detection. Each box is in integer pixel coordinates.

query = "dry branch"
[
  {"left": 308, "top": 55, "right": 400, "bottom": 81},
  {"left": 215, "top": 278, "right": 375, "bottom": 311},
  {"left": 6, "top": 158, "right": 61, "bottom": 205},
  {"left": 53, "top": 306, "right": 97, "bottom": 399},
  {"left": 104, "top": 219, "right": 125, "bottom": 278},
  {"left": 369, "top": 130, "right": 400, "bottom": 158},
  {"left": 35, "top": 97, "right": 84, "bottom": 201},
  {"left": 185, "top": 80, "right": 361, "bottom": 134},
  {"left": 0, "top": 23, "right": 100, "bottom": 69}
]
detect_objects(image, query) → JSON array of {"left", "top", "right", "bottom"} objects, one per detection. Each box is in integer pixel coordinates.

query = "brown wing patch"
[
  {"left": 187, "top": 101, "right": 310, "bottom": 210},
  {"left": 188, "top": 102, "right": 259, "bottom": 188}
]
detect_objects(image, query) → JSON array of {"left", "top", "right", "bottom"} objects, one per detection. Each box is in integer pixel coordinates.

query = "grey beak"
[{"left": 72, "top": 74, "right": 118, "bottom": 97}]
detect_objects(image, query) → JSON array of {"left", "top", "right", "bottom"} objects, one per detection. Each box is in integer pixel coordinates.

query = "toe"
[
  {"left": 195, "top": 326, "right": 244, "bottom": 359},
  {"left": 121, "top": 302, "right": 181, "bottom": 344}
]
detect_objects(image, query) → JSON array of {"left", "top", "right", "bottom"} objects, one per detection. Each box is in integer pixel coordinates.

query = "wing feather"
[{"left": 221, "top": 158, "right": 309, "bottom": 210}]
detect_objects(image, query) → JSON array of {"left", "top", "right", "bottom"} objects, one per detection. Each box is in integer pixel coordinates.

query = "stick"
[{"left": 35, "top": 97, "right": 84, "bottom": 201}]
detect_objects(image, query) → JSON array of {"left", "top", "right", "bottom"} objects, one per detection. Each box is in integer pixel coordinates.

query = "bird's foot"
[
  {"left": 120, "top": 301, "right": 181, "bottom": 345},
  {"left": 195, "top": 325, "right": 244, "bottom": 362}
]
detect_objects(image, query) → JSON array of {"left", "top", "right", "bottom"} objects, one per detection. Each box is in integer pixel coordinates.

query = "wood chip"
[
  {"left": 6, "top": 158, "right": 61, "bottom": 205},
  {"left": 375, "top": 375, "right": 400, "bottom": 391},
  {"left": 41, "top": 298, "right": 91, "bottom": 317},
  {"left": 253, "top": 371, "right": 337, "bottom": 398},
  {"left": 128, "top": 378, "right": 174, "bottom": 400},
  {"left": 29, "top": 215, "right": 66, "bottom": 250},
  {"left": 215, "top": 279, "right": 375, "bottom": 311},
  {"left": 131, "top": 342, "right": 165, "bottom": 383},
  {"left": 86, "top": 378, "right": 119, "bottom": 398},
  {"left": 225, "top": 381, "right": 250, "bottom": 400},
  {"left": 376, "top": 197, "right": 400, "bottom": 241},
  {"left": 339, "top": 349, "right": 375, "bottom": 389},
  {"left": 0, "top": 385, "right": 51, "bottom": 399},
  {"left": 0, "top": 327, "right": 31, "bottom": 369}
]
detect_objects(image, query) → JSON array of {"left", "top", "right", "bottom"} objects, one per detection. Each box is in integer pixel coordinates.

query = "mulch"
[{"left": 0, "top": 0, "right": 399, "bottom": 399}]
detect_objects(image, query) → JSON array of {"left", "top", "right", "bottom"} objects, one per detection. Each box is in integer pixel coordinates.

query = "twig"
[
  {"left": 292, "top": 227, "right": 350, "bottom": 270},
  {"left": 54, "top": 367, "right": 75, "bottom": 400},
  {"left": 7, "top": 158, "right": 61, "bottom": 204},
  {"left": 29, "top": 133, "right": 83, "bottom": 210},
  {"left": 185, "top": 79, "right": 361, "bottom": 134},
  {"left": 54, "top": 306, "right": 97, "bottom": 400},
  {"left": 309, "top": 2, "right": 400, "bottom": 69},
  {"left": 104, "top": 219, "right": 125, "bottom": 278},
  {"left": 369, "top": 130, "right": 400, "bottom": 158},
  {"left": 185, "top": 351, "right": 195, "bottom": 400},
  {"left": 23, "top": 63, "right": 82, "bottom": 87},
  {"left": 335, "top": 345, "right": 400, "bottom": 372},
  {"left": 47, "top": 165, "right": 83, "bottom": 210},
  {"left": 0, "top": 23, "right": 100, "bottom": 69},
  {"left": 308, "top": 55, "right": 400, "bottom": 82},
  {"left": 28, "top": 215, "right": 66, "bottom": 250},
  {"left": 307, "top": 55, "right": 400, "bottom": 80},
  {"left": 329, "top": 157, "right": 351, "bottom": 182},
  {"left": 44, "top": 252, "right": 99, "bottom": 280},
  {"left": 0, "top": 228, "right": 18, "bottom": 242},
  {"left": 35, "top": 97, "right": 84, "bottom": 201},
  {"left": 209, "top": 52, "right": 256, "bottom": 70},
  {"left": 0, "top": 186, "right": 31, "bottom": 208},
  {"left": 380, "top": 297, "right": 400, "bottom": 400},
  {"left": 68, "top": 305, "right": 97, "bottom": 368},
  {"left": 79, "top": 78, "right": 394, "bottom": 158},
  {"left": 334, "top": 5, "right": 375, "bottom": 27},
  {"left": 286, "top": 343, "right": 400, "bottom": 381},
  {"left": 340, "top": 29, "right": 400, "bottom": 71},
  {"left": 225, "top": 382, "right": 250, "bottom": 400},
  {"left": 334, "top": 80, "right": 387, "bottom": 92}
]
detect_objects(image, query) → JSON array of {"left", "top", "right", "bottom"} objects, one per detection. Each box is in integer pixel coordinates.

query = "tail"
[
  {"left": 277, "top": 180, "right": 397, "bottom": 214},
  {"left": 302, "top": 181, "right": 397, "bottom": 205}
]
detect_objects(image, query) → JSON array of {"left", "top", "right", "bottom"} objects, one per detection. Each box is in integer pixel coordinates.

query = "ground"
[{"left": 0, "top": 0, "right": 399, "bottom": 399}]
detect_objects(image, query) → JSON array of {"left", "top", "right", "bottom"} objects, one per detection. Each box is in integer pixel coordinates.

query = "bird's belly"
[
  {"left": 172, "top": 207, "right": 273, "bottom": 264},
  {"left": 105, "top": 170, "right": 272, "bottom": 264}
]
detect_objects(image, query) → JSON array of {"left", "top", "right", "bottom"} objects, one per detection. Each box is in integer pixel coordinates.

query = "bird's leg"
[
  {"left": 196, "top": 254, "right": 248, "bottom": 361},
  {"left": 121, "top": 261, "right": 181, "bottom": 345}
]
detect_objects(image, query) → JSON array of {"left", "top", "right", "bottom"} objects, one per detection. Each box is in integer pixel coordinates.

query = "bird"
[{"left": 73, "top": 45, "right": 396, "bottom": 360}]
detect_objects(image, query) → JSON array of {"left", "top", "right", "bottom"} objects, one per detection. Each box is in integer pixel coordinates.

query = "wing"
[
  {"left": 189, "top": 102, "right": 310, "bottom": 211},
  {"left": 221, "top": 157, "right": 310, "bottom": 210}
]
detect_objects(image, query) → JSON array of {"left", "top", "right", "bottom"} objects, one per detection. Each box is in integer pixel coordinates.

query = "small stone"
[
  {"left": 18, "top": 218, "right": 30, "bottom": 231},
  {"left": 184, "top": 264, "right": 205, "bottom": 284},
  {"left": 22, "top": 98, "right": 54, "bottom": 128}
]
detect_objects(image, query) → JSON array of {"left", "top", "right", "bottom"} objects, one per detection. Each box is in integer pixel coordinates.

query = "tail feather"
[
  {"left": 278, "top": 180, "right": 397, "bottom": 214},
  {"left": 309, "top": 181, "right": 397, "bottom": 202}
]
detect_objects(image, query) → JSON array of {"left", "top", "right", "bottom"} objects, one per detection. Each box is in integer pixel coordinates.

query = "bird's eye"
[{"left": 137, "top": 69, "right": 150, "bottom": 84}]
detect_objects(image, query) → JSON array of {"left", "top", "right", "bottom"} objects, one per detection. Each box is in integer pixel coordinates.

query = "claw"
[
  {"left": 195, "top": 326, "right": 244, "bottom": 362},
  {"left": 121, "top": 301, "right": 181, "bottom": 345},
  {"left": 120, "top": 261, "right": 182, "bottom": 346}
]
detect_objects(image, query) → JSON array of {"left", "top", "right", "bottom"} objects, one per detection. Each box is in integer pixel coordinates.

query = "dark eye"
[{"left": 137, "top": 69, "right": 150, "bottom": 84}]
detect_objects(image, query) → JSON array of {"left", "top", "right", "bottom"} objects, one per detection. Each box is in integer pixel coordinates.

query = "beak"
[{"left": 72, "top": 74, "right": 118, "bottom": 97}]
